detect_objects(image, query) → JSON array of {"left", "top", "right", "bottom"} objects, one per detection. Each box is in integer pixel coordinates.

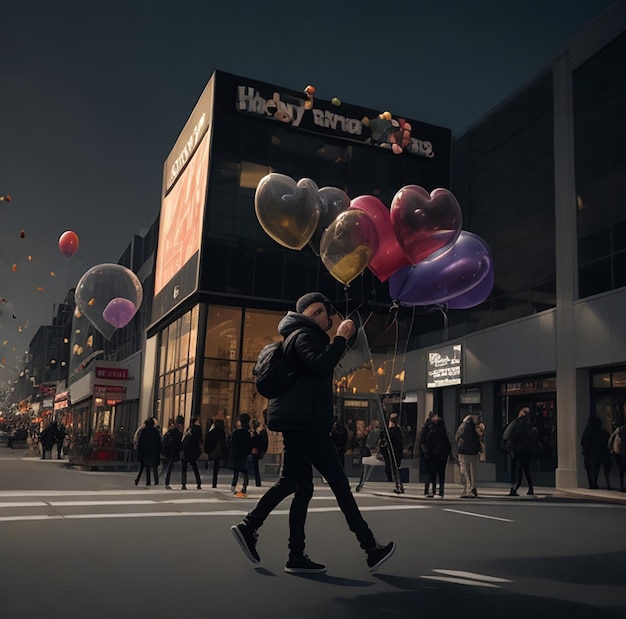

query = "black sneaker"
[
  {"left": 231, "top": 523, "right": 260, "bottom": 564},
  {"left": 366, "top": 542, "right": 396, "bottom": 572},
  {"left": 284, "top": 554, "right": 327, "bottom": 574}
]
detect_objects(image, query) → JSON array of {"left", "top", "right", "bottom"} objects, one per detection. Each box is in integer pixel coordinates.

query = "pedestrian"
[
  {"left": 379, "top": 414, "right": 403, "bottom": 484},
  {"left": 204, "top": 418, "right": 228, "bottom": 488},
  {"left": 55, "top": 422, "right": 66, "bottom": 460},
  {"left": 507, "top": 408, "right": 537, "bottom": 496},
  {"left": 250, "top": 419, "right": 269, "bottom": 487},
  {"left": 230, "top": 414, "right": 252, "bottom": 497},
  {"left": 608, "top": 423, "right": 626, "bottom": 492},
  {"left": 364, "top": 419, "right": 380, "bottom": 457},
  {"left": 39, "top": 420, "right": 56, "bottom": 460},
  {"left": 420, "top": 412, "right": 452, "bottom": 498},
  {"left": 455, "top": 414, "right": 482, "bottom": 498},
  {"left": 181, "top": 416, "right": 203, "bottom": 490},
  {"left": 231, "top": 291, "right": 395, "bottom": 574},
  {"left": 135, "top": 417, "right": 162, "bottom": 486},
  {"left": 331, "top": 416, "right": 348, "bottom": 469},
  {"left": 162, "top": 418, "right": 183, "bottom": 489},
  {"left": 581, "top": 416, "right": 611, "bottom": 489}
]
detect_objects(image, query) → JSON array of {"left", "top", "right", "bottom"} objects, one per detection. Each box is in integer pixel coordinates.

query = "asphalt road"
[{"left": 1, "top": 450, "right": 625, "bottom": 619}]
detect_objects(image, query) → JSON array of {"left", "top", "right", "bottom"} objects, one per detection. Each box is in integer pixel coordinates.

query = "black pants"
[
  {"left": 231, "top": 458, "right": 249, "bottom": 492},
  {"left": 252, "top": 454, "right": 263, "bottom": 487},
  {"left": 514, "top": 452, "right": 533, "bottom": 491},
  {"left": 210, "top": 458, "right": 222, "bottom": 488},
  {"left": 243, "top": 431, "right": 376, "bottom": 554},
  {"left": 136, "top": 463, "right": 159, "bottom": 485},
  {"left": 381, "top": 448, "right": 401, "bottom": 483},
  {"left": 164, "top": 459, "right": 178, "bottom": 486},
  {"left": 584, "top": 455, "right": 601, "bottom": 489},
  {"left": 181, "top": 459, "right": 201, "bottom": 488},
  {"left": 425, "top": 457, "right": 447, "bottom": 495}
]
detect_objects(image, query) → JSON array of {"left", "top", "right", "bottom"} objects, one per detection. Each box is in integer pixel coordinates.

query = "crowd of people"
[{"left": 132, "top": 412, "right": 269, "bottom": 493}]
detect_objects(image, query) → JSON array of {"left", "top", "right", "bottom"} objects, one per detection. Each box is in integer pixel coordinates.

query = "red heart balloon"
[
  {"left": 390, "top": 185, "right": 462, "bottom": 264},
  {"left": 350, "top": 195, "right": 410, "bottom": 282}
]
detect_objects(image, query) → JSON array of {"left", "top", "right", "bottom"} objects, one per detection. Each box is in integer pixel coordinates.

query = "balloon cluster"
[
  {"left": 74, "top": 264, "right": 143, "bottom": 340},
  {"left": 254, "top": 174, "right": 493, "bottom": 308}
]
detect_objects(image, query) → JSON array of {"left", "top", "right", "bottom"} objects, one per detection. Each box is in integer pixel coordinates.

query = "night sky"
[{"left": 0, "top": 0, "right": 616, "bottom": 382}]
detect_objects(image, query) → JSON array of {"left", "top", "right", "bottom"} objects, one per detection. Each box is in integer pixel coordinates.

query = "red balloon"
[
  {"left": 59, "top": 231, "right": 79, "bottom": 257},
  {"left": 390, "top": 185, "right": 462, "bottom": 265},
  {"left": 350, "top": 195, "right": 410, "bottom": 282}
]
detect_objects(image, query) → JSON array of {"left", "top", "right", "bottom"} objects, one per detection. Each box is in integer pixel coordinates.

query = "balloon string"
[{"left": 343, "top": 285, "right": 350, "bottom": 319}]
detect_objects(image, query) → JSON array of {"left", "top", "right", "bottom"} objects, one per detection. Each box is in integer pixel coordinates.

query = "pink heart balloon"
[
  {"left": 350, "top": 195, "right": 410, "bottom": 282},
  {"left": 390, "top": 185, "right": 463, "bottom": 265}
]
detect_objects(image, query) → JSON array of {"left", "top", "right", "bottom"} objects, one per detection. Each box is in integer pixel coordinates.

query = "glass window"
[
  {"left": 578, "top": 228, "right": 611, "bottom": 265},
  {"left": 592, "top": 372, "right": 611, "bottom": 389},
  {"left": 205, "top": 306, "right": 242, "bottom": 360},
  {"left": 242, "top": 309, "right": 284, "bottom": 361},
  {"left": 201, "top": 379, "right": 235, "bottom": 432},
  {"left": 579, "top": 257, "right": 612, "bottom": 298}
]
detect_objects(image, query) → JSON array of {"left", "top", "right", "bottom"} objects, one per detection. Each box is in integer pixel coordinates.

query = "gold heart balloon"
[
  {"left": 320, "top": 210, "right": 379, "bottom": 285},
  {"left": 254, "top": 173, "right": 320, "bottom": 250}
]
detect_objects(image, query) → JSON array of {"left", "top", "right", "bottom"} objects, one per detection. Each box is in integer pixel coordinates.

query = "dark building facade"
[{"left": 142, "top": 70, "right": 452, "bottom": 436}]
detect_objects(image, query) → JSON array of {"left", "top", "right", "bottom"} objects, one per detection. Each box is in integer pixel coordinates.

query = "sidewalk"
[{"left": 358, "top": 479, "right": 626, "bottom": 505}]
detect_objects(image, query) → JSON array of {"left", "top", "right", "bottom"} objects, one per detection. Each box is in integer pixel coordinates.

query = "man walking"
[{"left": 231, "top": 292, "right": 395, "bottom": 574}]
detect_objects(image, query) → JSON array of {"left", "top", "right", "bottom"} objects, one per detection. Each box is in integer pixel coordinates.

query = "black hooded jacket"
[{"left": 266, "top": 311, "right": 347, "bottom": 434}]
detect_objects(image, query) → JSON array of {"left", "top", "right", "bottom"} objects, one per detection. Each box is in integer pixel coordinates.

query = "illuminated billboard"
[{"left": 427, "top": 344, "right": 462, "bottom": 388}]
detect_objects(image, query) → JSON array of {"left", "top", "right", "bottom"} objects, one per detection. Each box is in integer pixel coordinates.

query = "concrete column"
[{"left": 553, "top": 52, "right": 580, "bottom": 488}]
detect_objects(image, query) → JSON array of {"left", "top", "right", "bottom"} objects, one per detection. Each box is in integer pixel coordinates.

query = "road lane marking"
[
  {"left": 48, "top": 500, "right": 157, "bottom": 506},
  {"left": 432, "top": 569, "right": 512, "bottom": 582},
  {"left": 443, "top": 508, "right": 513, "bottom": 522},
  {"left": 0, "top": 504, "right": 427, "bottom": 523},
  {"left": 0, "top": 501, "right": 46, "bottom": 508}
]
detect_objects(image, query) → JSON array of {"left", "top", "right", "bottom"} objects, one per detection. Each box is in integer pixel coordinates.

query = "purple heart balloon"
[
  {"left": 390, "top": 185, "right": 463, "bottom": 265},
  {"left": 102, "top": 297, "right": 137, "bottom": 329},
  {"left": 389, "top": 231, "right": 492, "bottom": 306},
  {"left": 446, "top": 262, "right": 495, "bottom": 309}
]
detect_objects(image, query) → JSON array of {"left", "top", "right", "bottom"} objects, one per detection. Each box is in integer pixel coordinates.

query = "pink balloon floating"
[{"left": 102, "top": 297, "right": 137, "bottom": 329}]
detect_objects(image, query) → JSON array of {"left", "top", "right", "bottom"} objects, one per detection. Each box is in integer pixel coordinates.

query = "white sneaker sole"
[
  {"left": 284, "top": 566, "right": 327, "bottom": 574},
  {"left": 231, "top": 525, "right": 260, "bottom": 564}
]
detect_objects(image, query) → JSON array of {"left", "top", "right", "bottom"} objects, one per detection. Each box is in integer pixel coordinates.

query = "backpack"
[{"left": 253, "top": 330, "right": 301, "bottom": 399}]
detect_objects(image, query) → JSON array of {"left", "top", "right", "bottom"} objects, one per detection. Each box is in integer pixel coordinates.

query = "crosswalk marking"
[
  {"left": 422, "top": 569, "right": 513, "bottom": 588},
  {"left": 443, "top": 508, "right": 514, "bottom": 522}
]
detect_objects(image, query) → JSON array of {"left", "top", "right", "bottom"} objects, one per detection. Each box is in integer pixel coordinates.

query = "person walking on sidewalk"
[
  {"left": 162, "top": 418, "right": 183, "bottom": 489},
  {"left": 181, "top": 416, "right": 203, "bottom": 490},
  {"left": 250, "top": 419, "right": 269, "bottom": 487},
  {"left": 204, "top": 418, "right": 228, "bottom": 488},
  {"left": 230, "top": 414, "right": 253, "bottom": 497},
  {"left": 455, "top": 414, "right": 482, "bottom": 498},
  {"left": 507, "top": 408, "right": 537, "bottom": 496},
  {"left": 231, "top": 292, "right": 395, "bottom": 574},
  {"left": 135, "top": 417, "right": 162, "bottom": 486},
  {"left": 420, "top": 412, "right": 452, "bottom": 498}
]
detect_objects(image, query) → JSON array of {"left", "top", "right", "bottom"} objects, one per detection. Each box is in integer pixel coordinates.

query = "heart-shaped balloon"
[
  {"left": 390, "top": 185, "right": 463, "bottom": 264},
  {"left": 389, "top": 231, "right": 491, "bottom": 306},
  {"left": 308, "top": 186, "right": 351, "bottom": 256},
  {"left": 446, "top": 262, "right": 495, "bottom": 309},
  {"left": 255, "top": 173, "right": 320, "bottom": 250},
  {"left": 75, "top": 263, "right": 143, "bottom": 340},
  {"left": 320, "top": 210, "right": 379, "bottom": 285},
  {"left": 350, "top": 195, "right": 410, "bottom": 282}
]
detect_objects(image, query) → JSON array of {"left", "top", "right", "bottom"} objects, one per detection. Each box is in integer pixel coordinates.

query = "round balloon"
[
  {"left": 350, "top": 195, "right": 410, "bottom": 282},
  {"left": 308, "top": 186, "right": 351, "bottom": 256},
  {"left": 255, "top": 173, "right": 320, "bottom": 250},
  {"left": 389, "top": 231, "right": 492, "bottom": 306},
  {"left": 74, "top": 264, "right": 143, "bottom": 339},
  {"left": 320, "top": 210, "right": 379, "bottom": 285},
  {"left": 390, "top": 185, "right": 462, "bottom": 265},
  {"left": 59, "top": 230, "right": 79, "bottom": 257},
  {"left": 446, "top": 262, "right": 495, "bottom": 309},
  {"left": 103, "top": 297, "right": 138, "bottom": 328}
]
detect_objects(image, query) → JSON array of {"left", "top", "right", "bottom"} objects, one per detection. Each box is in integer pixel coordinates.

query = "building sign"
[
  {"left": 236, "top": 83, "right": 436, "bottom": 159},
  {"left": 54, "top": 390, "right": 70, "bottom": 411},
  {"left": 427, "top": 344, "right": 462, "bottom": 388},
  {"left": 95, "top": 385, "right": 127, "bottom": 402},
  {"left": 95, "top": 367, "right": 129, "bottom": 380}
]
